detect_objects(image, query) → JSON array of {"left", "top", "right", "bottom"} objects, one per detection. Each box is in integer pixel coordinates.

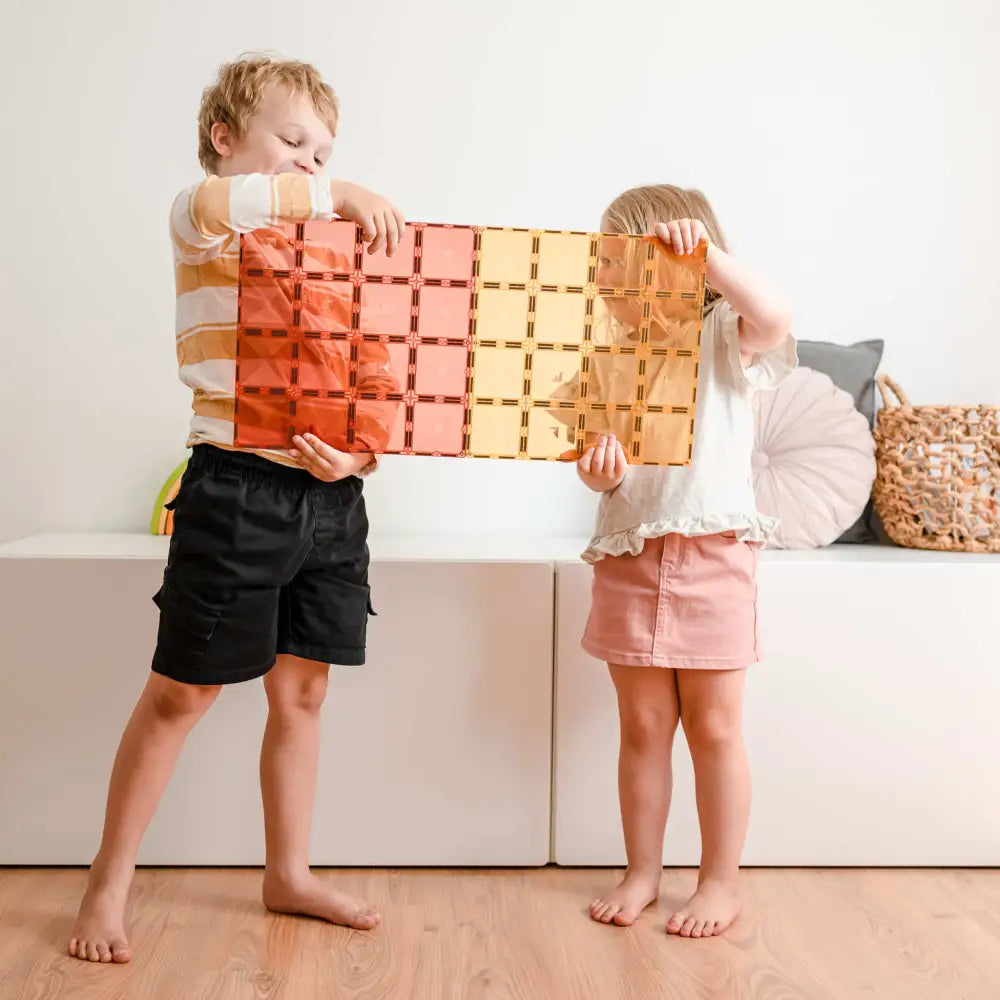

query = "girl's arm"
[{"left": 654, "top": 221, "right": 793, "bottom": 362}]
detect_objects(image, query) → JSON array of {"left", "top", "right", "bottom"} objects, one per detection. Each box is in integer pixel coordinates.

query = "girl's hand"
[
  {"left": 290, "top": 433, "right": 371, "bottom": 482},
  {"left": 655, "top": 219, "right": 709, "bottom": 256},
  {"left": 577, "top": 435, "right": 628, "bottom": 493}
]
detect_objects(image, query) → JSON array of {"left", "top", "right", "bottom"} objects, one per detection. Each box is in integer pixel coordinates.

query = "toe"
[
  {"left": 681, "top": 917, "right": 697, "bottom": 937},
  {"left": 97, "top": 942, "right": 112, "bottom": 962},
  {"left": 693, "top": 920, "right": 708, "bottom": 938},
  {"left": 612, "top": 909, "right": 636, "bottom": 927},
  {"left": 589, "top": 898, "right": 604, "bottom": 916},
  {"left": 111, "top": 941, "right": 132, "bottom": 963},
  {"left": 708, "top": 921, "right": 721, "bottom": 937},
  {"left": 601, "top": 905, "right": 620, "bottom": 924},
  {"left": 666, "top": 912, "right": 685, "bottom": 934},
  {"left": 86, "top": 942, "right": 100, "bottom": 962},
  {"left": 67, "top": 938, "right": 78, "bottom": 958}
]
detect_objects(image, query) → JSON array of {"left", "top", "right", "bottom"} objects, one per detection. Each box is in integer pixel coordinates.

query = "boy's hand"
[
  {"left": 290, "top": 433, "right": 371, "bottom": 482},
  {"left": 577, "top": 435, "right": 627, "bottom": 493},
  {"left": 330, "top": 181, "right": 406, "bottom": 257},
  {"left": 654, "top": 219, "right": 709, "bottom": 256}
]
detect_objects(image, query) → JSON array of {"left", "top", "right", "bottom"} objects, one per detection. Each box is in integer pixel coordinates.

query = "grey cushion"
[{"left": 796, "top": 339, "right": 884, "bottom": 543}]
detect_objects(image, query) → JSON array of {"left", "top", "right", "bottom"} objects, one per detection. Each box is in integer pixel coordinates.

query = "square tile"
[
  {"left": 417, "top": 285, "right": 473, "bottom": 341},
  {"left": 471, "top": 346, "right": 525, "bottom": 399},
  {"left": 303, "top": 220, "right": 356, "bottom": 272},
  {"left": 238, "top": 334, "right": 293, "bottom": 390},
  {"left": 414, "top": 343, "right": 469, "bottom": 397},
  {"left": 529, "top": 349, "right": 582, "bottom": 402},
  {"left": 537, "top": 232, "right": 590, "bottom": 287},
  {"left": 299, "top": 280, "right": 353, "bottom": 334},
  {"left": 475, "top": 288, "right": 530, "bottom": 343},
  {"left": 294, "top": 395, "right": 351, "bottom": 452},
  {"left": 585, "top": 351, "right": 641, "bottom": 405},
  {"left": 359, "top": 283, "right": 412, "bottom": 338},
  {"left": 354, "top": 396, "right": 402, "bottom": 453},
  {"left": 411, "top": 402, "right": 465, "bottom": 454},
  {"left": 420, "top": 226, "right": 476, "bottom": 282},
  {"left": 526, "top": 407, "right": 578, "bottom": 460},
  {"left": 630, "top": 411, "right": 693, "bottom": 465},
  {"left": 478, "top": 229, "right": 533, "bottom": 284},
  {"left": 468, "top": 404, "right": 521, "bottom": 458},
  {"left": 643, "top": 356, "right": 698, "bottom": 408},
  {"left": 240, "top": 274, "right": 295, "bottom": 329},
  {"left": 533, "top": 291, "right": 588, "bottom": 345},
  {"left": 361, "top": 226, "right": 418, "bottom": 278},
  {"left": 297, "top": 337, "right": 352, "bottom": 393},
  {"left": 234, "top": 392, "right": 293, "bottom": 449},
  {"left": 241, "top": 226, "right": 296, "bottom": 271}
]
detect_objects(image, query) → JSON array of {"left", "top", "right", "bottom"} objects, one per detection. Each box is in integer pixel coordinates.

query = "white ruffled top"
[{"left": 583, "top": 299, "right": 797, "bottom": 564}]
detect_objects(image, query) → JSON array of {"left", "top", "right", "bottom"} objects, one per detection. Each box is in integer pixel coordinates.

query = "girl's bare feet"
[
  {"left": 590, "top": 870, "right": 661, "bottom": 926},
  {"left": 665, "top": 877, "right": 742, "bottom": 938},
  {"left": 67, "top": 863, "right": 133, "bottom": 963},
  {"left": 262, "top": 872, "right": 380, "bottom": 930}
]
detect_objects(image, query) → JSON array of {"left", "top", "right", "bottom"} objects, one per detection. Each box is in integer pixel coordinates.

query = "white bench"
[{"left": 1, "top": 534, "right": 998, "bottom": 866}]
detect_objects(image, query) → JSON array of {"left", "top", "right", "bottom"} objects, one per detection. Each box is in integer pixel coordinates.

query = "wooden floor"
[{"left": 1, "top": 867, "right": 998, "bottom": 1000}]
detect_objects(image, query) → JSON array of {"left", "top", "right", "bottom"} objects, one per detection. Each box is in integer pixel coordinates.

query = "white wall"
[{"left": 1, "top": 0, "right": 997, "bottom": 543}]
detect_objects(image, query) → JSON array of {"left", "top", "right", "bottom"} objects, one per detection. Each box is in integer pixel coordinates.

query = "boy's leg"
[
  {"left": 591, "top": 664, "right": 680, "bottom": 927},
  {"left": 259, "top": 653, "right": 379, "bottom": 930},
  {"left": 667, "top": 667, "right": 749, "bottom": 938},
  {"left": 69, "top": 673, "right": 221, "bottom": 962}
]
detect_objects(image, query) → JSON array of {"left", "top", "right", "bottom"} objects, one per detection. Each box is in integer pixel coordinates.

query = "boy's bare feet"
[
  {"left": 665, "top": 877, "right": 742, "bottom": 938},
  {"left": 262, "top": 872, "right": 380, "bottom": 930},
  {"left": 589, "top": 870, "right": 661, "bottom": 926},
  {"left": 67, "top": 863, "right": 133, "bottom": 963}
]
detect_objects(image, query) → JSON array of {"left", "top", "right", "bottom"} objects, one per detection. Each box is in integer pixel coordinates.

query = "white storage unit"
[
  {"left": 0, "top": 534, "right": 556, "bottom": 866},
  {"left": 553, "top": 547, "right": 1000, "bottom": 866}
]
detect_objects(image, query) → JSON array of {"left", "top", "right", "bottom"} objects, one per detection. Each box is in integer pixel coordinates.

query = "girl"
[{"left": 579, "top": 185, "right": 795, "bottom": 938}]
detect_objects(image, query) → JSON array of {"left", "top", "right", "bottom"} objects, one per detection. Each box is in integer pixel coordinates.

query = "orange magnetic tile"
[
  {"left": 414, "top": 343, "right": 469, "bottom": 398},
  {"left": 467, "top": 404, "right": 522, "bottom": 458},
  {"left": 361, "top": 226, "right": 418, "bottom": 278},
  {"left": 526, "top": 407, "right": 578, "bottom": 461},
  {"left": 294, "top": 396, "right": 352, "bottom": 452},
  {"left": 359, "top": 283, "right": 412, "bottom": 338},
  {"left": 536, "top": 232, "right": 591, "bottom": 287},
  {"left": 234, "top": 392, "right": 294, "bottom": 449},
  {"left": 471, "top": 346, "right": 525, "bottom": 400},
  {"left": 410, "top": 402, "right": 465, "bottom": 455},
  {"left": 478, "top": 229, "right": 533, "bottom": 284},
  {"left": 420, "top": 227, "right": 476, "bottom": 281},
  {"left": 240, "top": 274, "right": 296, "bottom": 329},
  {"left": 475, "top": 288, "right": 530, "bottom": 343},
  {"left": 534, "top": 292, "right": 588, "bottom": 345},
  {"left": 297, "top": 337, "right": 352, "bottom": 394},
  {"left": 416, "top": 285, "right": 473, "bottom": 341},
  {"left": 298, "top": 280, "right": 353, "bottom": 335},
  {"left": 242, "top": 226, "right": 297, "bottom": 271},
  {"left": 238, "top": 334, "right": 294, "bottom": 390},
  {"left": 529, "top": 349, "right": 583, "bottom": 402},
  {"left": 302, "top": 220, "right": 356, "bottom": 271}
]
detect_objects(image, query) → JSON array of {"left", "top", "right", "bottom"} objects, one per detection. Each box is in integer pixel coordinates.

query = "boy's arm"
[{"left": 170, "top": 175, "right": 405, "bottom": 262}]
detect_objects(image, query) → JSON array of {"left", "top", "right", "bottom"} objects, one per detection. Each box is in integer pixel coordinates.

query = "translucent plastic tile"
[
  {"left": 297, "top": 337, "right": 352, "bottom": 393},
  {"left": 240, "top": 274, "right": 295, "bottom": 329},
  {"left": 299, "top": 280, "right": 353, "bottom": 334},
  {"left": 414, "top": 343, "right": 469, "bottom": 397},
  {"left": 421, "top": 226, "right": 476, "bottom": 281},
  {"left": 238, "top": 334, "right": 293, "bottom": 390},
  {"left": 242, "top": 226, "right": 296, "bottom": 271},
  {"left": 632, "top": 411, "right": 693, "bottom": 465},
  {"left": 234, "top": 392, "right": 293, "bottom": 449},
  {"left": 294, "top": 396, "right": 351, "bottom": 451},
  {"left": 302, "top": 220, "right": 356, "bottom": 272},
  {"left": 478, "top": 229, "right": 533, "bottom": 284},
  {"left": 527, "top": 407, "right": 578, "bottom": 460},
  {"left": 536, "top": 232, "right": 591, "bottom": 287},
  {"left": 411, "top": 402, "right": 465, "bottom": 454},
  {"left": 417, "top": 285, "right": 472, "bottom": 341},
  {"left": 585, "top": 351, "right": 642, "bottom": 406},
  {"left": 468, "top": 404, "right": 521, "bottom": 458},
  {"left": 353, "top": 397, "right": 401, "bottom": 453},
  {"left": 359, "top": 283, "right": 412, "bottom": 339},
  {"left": 384, "top": 340, "right": 413, "bottom": 390},
  {"left": 361, "top": 226, "right": 418, "bottom": 278},
  {"left": 471, "top": 346, "right": 525, "bottom": 399},
  {"left": 644, "top": 356, "right": 699, "bottom": 408},
  {"left": 475, "top": 288, "right": 530, "bottom": 343},
  {"left": 529, "top": 349, "right": 583, "bottom": 402},
  {"left": 533, "top": 292, "right": 588, "bottom": 345}
]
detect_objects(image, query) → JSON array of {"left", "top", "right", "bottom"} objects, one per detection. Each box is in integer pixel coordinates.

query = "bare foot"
[
  {"left": 665, "top": 877, "right": 742, "bottom": 938},
  {"left": 263, "top": 872, "right": 380, "bottom": 930},
  {"left": 589, "top": 870, "right": 661, "bottom": 926},
  {"left": 67, "top": 863, "right": 133, "bottom": 964}
]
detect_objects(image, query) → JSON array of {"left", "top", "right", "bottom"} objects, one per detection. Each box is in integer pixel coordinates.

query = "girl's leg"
[
  {"left": 667, "top": 667, "right": 749, "bottom": 938},
  {"left": 69, "top": 673, "right": 222, "bottom": 962},
  {"left": 259, "top": 654, "right": 379, "bottom": 930},
  {"left": 591, "top": 664, "right": 680, "bottom": 926}
]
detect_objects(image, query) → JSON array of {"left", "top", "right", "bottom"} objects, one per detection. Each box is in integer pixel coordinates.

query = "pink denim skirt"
[{"left": 582, "top": 533, "right": 760, "bottom": 669}]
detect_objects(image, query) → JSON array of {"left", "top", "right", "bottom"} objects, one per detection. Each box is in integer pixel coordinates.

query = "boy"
[{"left": 68, "top": 54, "right": 405, "bottom": 964}]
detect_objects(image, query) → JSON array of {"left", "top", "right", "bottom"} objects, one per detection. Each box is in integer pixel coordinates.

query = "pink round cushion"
[{"left": 752, "top": 367, "right": 876, "bottom": 549}]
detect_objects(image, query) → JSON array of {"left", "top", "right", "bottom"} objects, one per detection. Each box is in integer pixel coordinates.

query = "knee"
[
  {"left": 265, "top": 661, "right": 329, "bottom": 715},
  {"left": 681, "top": 707, "right": 741, "bottom": 754},
  {"left": 619, "top": 704, "right": 678, "bottom": 752},
  {"left": 148, "top": 677, "right": 221, "bottom": 722}
]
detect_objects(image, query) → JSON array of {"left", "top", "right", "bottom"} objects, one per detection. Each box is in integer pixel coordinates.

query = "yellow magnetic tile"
[
  {"left": 536, "top": 232, "right": 591, "bottom": 287},
  {"left": 530, "top": 349, "right": 584, "bottom": 402},
  {"left": 478, "top": 229, "right": 533, "bottom": 284},
  {"left": 533, "top": 291, "right": 588, "bottom": 345},
  {"left": 472, "top": 346, "right": 526, "bottom": 399},
  {"left": 526, "top": 407, "right": 577, "bottom": 460},
  {"left": 468, "top": 404, "right": 522, "bottom": 457},
  {"left": 475, "top": 288, "right": 530, "bottom": 343}
]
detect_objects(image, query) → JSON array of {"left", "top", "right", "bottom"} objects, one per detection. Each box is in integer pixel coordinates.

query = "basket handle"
[{"left": 876, "top": 374, "right": 911, "bottom": 408}]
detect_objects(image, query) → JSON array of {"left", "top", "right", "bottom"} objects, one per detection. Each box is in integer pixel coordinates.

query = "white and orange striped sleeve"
[{"left": 169, "top": 174, "right": 336, "bottom": 263}]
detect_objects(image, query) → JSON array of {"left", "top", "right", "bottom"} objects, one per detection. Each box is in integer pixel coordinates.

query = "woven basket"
[{"left": 872, "top": 376, "right": 999, "bottom": 552}]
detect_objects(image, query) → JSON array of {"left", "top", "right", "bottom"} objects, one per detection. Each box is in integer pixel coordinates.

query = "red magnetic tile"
[
  {"left": 420, "top": 226, "right": 476, "bottom": 281},
  {"left": 238, "top": 334, "right": 293, "bottom": 390},
  {"left": 240, "top": 274, "right": 295, "bottom": 328},
  {"left": 361, "top": 226, "right": 417, "bottom": 278},
  {"left": 298, "top": 338, "right": 352, "bottom": 393},
  {"left": 242, "top": 226, "right": 296, "bottom": 271},
  {"left": 302, "top": 220, "right": 356, "bottom": 272},
  {"left": 411, "top": 402, "right": 465, "bottom": 454},
  {"left": 294, "top": 396, "right": 352, "bottom": 452},
  {"left": 414, "top": 343, "right": 468, "bottom": 397},
  {"left": 416, "top": 285, "right": 472, "bottom": 341},
  {"left": 359, "top": 283, "right": 412, "bottom": 338},
  {"left": 234, "top": 392, "right": 293, "bottom": 449},
  {"left": 353, "top": 397, "right": 402, "bottom": 453},
  {"left": 300, "top": 280, "right": 353, "bottom": 334}
]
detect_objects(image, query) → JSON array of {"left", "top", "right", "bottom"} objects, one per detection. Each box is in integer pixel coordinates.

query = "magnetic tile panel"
[{"left": 236, "top": 221, "right": 707, "bottom": 465}]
